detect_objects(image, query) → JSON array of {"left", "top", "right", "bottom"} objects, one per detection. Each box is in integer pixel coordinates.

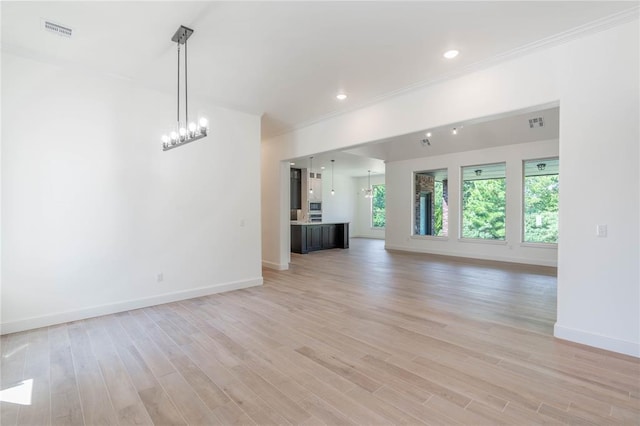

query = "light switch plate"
[{"left": 596, "top": 224, "right": 607, "bottom": 237}]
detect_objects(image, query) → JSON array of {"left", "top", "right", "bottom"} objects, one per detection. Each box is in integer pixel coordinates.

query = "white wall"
[
  {"left": 321, "top": 173, "right": 357, "bottom": 225},
  {"left": 352, "top": 175, "right": 385, "bottom": 239},
  {"left": 1, "top": 52, "right": 263, "bottom": 333},
  {"left": 385, "top": 140, "right": 558, "bottom": 266},
  {"left": 261, "top": 19, "right": 640, "bottom": 356},
  {"left": 554, "top": 20, "right": 639, "bottom": 357}
]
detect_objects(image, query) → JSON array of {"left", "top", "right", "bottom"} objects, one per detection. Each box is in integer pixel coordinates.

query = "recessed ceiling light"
[
  {"left": 336, "top": 93, "right": 347, "bottom": 101},
  {"left": 425, "top": 132, "right": 432, "bottom": 138},
  {"left": 443, "top": 49, "right": 459, "bottom": 59},
  {"left": 290, "top": 162, "right": 295, "bottom": 166},
  {"left": 321, "top": 166, "right": 325, "bottom": 170}
]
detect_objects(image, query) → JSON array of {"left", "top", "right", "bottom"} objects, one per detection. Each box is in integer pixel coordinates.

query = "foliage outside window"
[
  {"left": 414, "top": 170, "right": 448, "bottom": 236},
  {"left": 372, "top": 184, "right": 386, "bottom": 228},
  {"left": 524, "top": 158, "right": 559, "bottom": 244},
  {"left": 462, "top": 163, "right": 506, "bottom": 240}
]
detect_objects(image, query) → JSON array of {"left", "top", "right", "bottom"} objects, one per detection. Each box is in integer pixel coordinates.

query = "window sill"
[
  {"left": 411, "top": 235, "right": 449, "bottom": 241},
  {"left": 458, "top": 238, "right": 507, "bottom": 245},
  {"left": 520, "top": 242, "right": 558, "bottom": 249}
]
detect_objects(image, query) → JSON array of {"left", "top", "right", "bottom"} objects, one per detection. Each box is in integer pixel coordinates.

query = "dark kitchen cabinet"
[
  {"left": 306, "top": 225, "right": 322, "bottom": 251},
  {"left": 322, "top": 224, "right": 336, "bottom": 249},
  {"left": 291, "top": 223, "right": 349, "bottom": 254},
  {"left": 290, "top": 168, "right": 302, "bottom": 209}
]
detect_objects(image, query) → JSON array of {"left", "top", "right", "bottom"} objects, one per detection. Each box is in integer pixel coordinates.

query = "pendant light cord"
[
  {"left": 177, "top": 44, "right": 181, "bottom": 126},
  {"left": 331, "top": 160, "right": 335, "bottom": 192},
  {"left": 185, "top": 40, "right": 188, "bottom": 125}
]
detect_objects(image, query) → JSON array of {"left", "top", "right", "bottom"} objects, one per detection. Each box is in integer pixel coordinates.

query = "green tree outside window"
[
  {"left": 524, "top": 174, "right": 559, "bottom": 243},
  {"left": 462, "top": 176, "right": 506, "bottom": 240},
  {"left": 372, "top": 184, "right": 386, "bottom": 228}
]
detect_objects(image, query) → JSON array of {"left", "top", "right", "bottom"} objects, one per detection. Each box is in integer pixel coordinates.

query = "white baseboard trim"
[
  {"left": 384, "top": 244, "right": 557, "bottom": 267},
  {"left": 554, "top": 323, "right": 639, "bottom": 358},
  {"left": 262, "top": 260, "right": 289, "bottom": 270},
  {"left": 351, "top": 235, "right": 385, "bottom": 240},
  {"left": 0, "top": 277, "right": 263, "bottom": 335}
]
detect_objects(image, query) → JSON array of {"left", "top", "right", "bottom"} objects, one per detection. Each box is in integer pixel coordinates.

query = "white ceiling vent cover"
[
  {"left": 528, "top": 117, "right": 544, "bottom": 128},
  {"left": 42, "top": 20, "right": 73, "bottom": 37}
]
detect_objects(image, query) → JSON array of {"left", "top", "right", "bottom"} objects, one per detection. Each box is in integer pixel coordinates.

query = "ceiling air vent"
[
  {"left": 42, "top": 20, "right": 73, "bottom": 38},
  {"left": 528, "top": 117, "right": 544, "bottom": 128}
]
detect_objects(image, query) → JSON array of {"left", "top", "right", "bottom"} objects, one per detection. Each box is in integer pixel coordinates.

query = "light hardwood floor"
[{"left": 1, "top": 238, "right": 639, "bottom": 425}]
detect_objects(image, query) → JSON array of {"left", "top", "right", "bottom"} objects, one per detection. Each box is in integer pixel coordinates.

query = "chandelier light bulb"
[
  {"left": 170, "top": 131, "right": 178, "bottom": 140},
  {"left": 199, "top": 117, "right": 208, "bottom": 129},
  {"left": 452, "top": 127, "right": 458, "bottom": 135},
  {"left": 331, "top": 189, "right": 335, "bottom": 196},
  {"left": 309, "top": 188, "right": 313, "bottom": 194},
  {"left": 188, "top": 122, "right": 197, "bottom": 133},
  {"left": 161, "top": 135, "right": 170, "bottom": 143},
  {"left": 179, "top": 127, "right": 187, "bottom": 136}
]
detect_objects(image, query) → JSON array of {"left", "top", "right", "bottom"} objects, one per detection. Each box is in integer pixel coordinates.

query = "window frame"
[
  {"left": 459, "top": 162, "right": 507, "bottom": 242},
  {"left": 412, "top": 169, "right": 449, "bottom": 239},
  {"left": 521, "top": 157, "right": 559, "bottom": 246}
]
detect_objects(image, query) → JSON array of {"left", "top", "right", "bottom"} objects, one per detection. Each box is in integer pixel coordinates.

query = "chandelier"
[
  {"left": 161, "top": 25, "right": 209, "bottom": 151},
  {"left": 362, "top": 170, "right": 373, "bottom": 198}
]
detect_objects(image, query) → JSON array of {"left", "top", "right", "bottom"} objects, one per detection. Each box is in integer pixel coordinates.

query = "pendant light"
[
  {"left": 330, "top": 159, "right": 335, "bottom": 196},
  {"left": 161, "top": 25, "right": 209, "bottom": 151},
  {"left": 363, "top": 170, "right": 373, "bottom": 198},
  {"left": 308, "top": 157, "right": 314, "bottom": 194}
]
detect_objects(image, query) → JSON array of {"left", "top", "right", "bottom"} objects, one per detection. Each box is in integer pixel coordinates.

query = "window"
[
  {"left": 414, "top": 170, "right": 448, "bottom": 236},
  {"left": 523, "top": 158, "right": 559, "bottom": 244},
  {"left": 461, "top": 163, "right": 506, "bottom": 240},
  {"left": 372, "top": 184, "right": 386, "bottom": 228}
]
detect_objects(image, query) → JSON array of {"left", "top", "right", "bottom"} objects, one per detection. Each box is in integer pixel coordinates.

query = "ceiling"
[
  {"left": 1, "top": 2, "right": 636, "bottom": 139},
  {"left": 289, "top": 151, "right": 386, "bottom": 178},
  {"left": 290, "top": 105, "right": 559, "bottom": 177}
]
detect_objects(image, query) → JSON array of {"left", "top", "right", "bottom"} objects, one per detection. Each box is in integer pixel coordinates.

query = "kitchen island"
[{"left": 291, "top": 222, "right": 349, "bottom": 254}]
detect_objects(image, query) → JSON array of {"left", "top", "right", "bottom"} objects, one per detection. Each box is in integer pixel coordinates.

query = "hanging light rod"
[
  {"left": 330, "top": 159, "right": 335, "bottom": 196},
  {"left": 162, "top": 25, "right": 209, "bottom": 151},
  {"left": 363, "top": 170, "right": 373, "bottom": 198}
]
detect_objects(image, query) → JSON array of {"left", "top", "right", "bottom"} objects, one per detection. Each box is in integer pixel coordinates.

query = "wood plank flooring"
[{"left": 2, "top": 238, "right": 639, "bottom": 425}]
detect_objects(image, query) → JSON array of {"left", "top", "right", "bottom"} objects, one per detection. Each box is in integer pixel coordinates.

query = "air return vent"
[
  {"left": 42, "top": 20, "right": 73, "bottom": 37},
  {"left": 528, "top": 117, "right": 544, "bottom": 128}
]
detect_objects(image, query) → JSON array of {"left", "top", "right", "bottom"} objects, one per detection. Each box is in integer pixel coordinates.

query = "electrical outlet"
[
  {"left": 596, "top": 224, "right": 607, "bottom": 238},
  {"left": 157, "top": 273, "right": 164, "bottom": 282}
]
